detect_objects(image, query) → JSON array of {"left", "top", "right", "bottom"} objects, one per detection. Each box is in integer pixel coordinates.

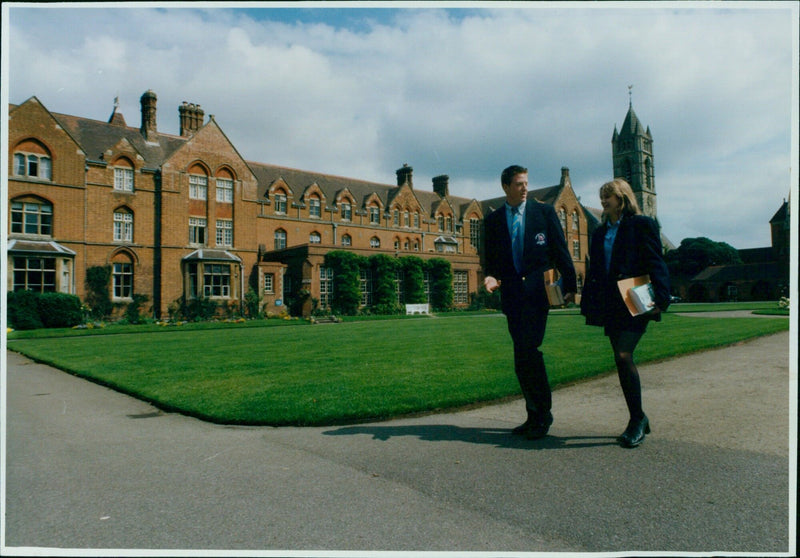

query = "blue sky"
[{"left": 4, "top": 1, "right": 798, "bottom": 249}]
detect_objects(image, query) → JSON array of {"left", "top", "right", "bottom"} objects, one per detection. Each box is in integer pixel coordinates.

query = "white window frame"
[
  {"left": 189, "top": 174, "right": 208, "bottom": 200},
  {"left": 309, "top": 197, "right": 321, "bottom": 218},
  {"left": 189, "top": 217, "right": 207, "bottom": 245},
  {"left": 114, "top": 211, "right": 133, "bottom": 242},
  {"left": 274, "top": 193, "right": 287, "bottom": 214},
  {"left": 112, "top": 262, "right": 133, "bottom": 300},
  {"left": 274, "top": 229, "right": 287, "bottom": 250},
  {"left": 216, "top": 219, "right": 233, "bottom": 247},
  {"left": 341, "top": 202, "right": 352, "bottom": 221},
  {"left": 216, "top": 178, "right": 233, "bottom": 203},
  {"left": 114, "top": 168, "right": 134, "bottom": 192}
]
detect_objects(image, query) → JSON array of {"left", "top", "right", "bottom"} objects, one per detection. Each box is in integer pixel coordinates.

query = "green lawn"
[{"left": 7, "top": 311, "right": 788, "bottom": 426}]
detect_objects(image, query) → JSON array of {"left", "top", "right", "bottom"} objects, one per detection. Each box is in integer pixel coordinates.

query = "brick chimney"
[
  {"left": 140, "top": 90, "right": 158, "bottom": 141},
  {"left": 432, "top": 175, "right": 449, "bottom": 197},
  {"left": 396, "top": 164, "right": 413, "bottom": 189},
  {"left": 179, "top": 101, "right": 205, "bottom": 137},
  {"left": 560, "top": 166, "right": 571, "bottom": 189}
]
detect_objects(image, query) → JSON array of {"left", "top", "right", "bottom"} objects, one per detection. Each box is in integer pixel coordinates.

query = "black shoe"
[
  {"left": 511, "top": 419, "right": 536, "bottom": 435},
  {"left": 619, "top": 416, "right": 650, "bottom": 448},
  {"left": 524, "top": 413, "right": 554, "bottom": 440}
]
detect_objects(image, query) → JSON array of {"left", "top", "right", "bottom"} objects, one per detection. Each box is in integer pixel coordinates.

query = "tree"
[
  {"left": 324, "top": 251, "right": 365, "bottom": 315},
  {"left": 665, "top": 237, "right": 742, "bottom": 278},
  {"left": 426, "top": 258, "right": 453, "bottom": 311}
]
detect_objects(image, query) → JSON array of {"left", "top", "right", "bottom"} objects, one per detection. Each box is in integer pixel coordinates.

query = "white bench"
[{"left": 405, "top": 303, "right": 430, "bottom": 315}]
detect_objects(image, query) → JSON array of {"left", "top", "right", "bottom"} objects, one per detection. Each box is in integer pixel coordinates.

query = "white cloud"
[{"left": 6, "top": 3, "right": 796, "bottom": 249}]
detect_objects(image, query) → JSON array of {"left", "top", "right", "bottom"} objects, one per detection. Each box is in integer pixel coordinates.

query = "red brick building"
[{"left": 7, "top": 91, "right": 591, "bottom": 318}]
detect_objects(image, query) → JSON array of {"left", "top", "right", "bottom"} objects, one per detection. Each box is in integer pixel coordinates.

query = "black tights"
[{"left": 608, "top": 329, "right": 646, "bottom": 421}]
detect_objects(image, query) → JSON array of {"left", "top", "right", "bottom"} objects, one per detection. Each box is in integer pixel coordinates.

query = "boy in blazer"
[{"left": 483, "top": 165, "right": 577, "bottom": 439}]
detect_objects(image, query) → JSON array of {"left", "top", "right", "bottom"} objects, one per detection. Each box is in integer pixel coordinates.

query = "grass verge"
[{"left": 6, "top": 312, "right": 788, "bottom": 426}]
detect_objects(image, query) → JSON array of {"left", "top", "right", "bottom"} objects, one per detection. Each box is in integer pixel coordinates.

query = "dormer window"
[
  {"left": 274, "top": 192, "right": 287, "bottom": 214},
  {"left": 113, "top": 159, "right": 135, "bottom": 192},
  {"left": 340, "top": 202, "right": 352, "bottom": 221},
  {"left": 309, "top": 196, "right": 321, "bottom": 218}
]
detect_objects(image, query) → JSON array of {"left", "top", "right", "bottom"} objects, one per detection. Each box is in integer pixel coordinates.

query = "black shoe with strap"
[{"left": 618, "top": 415, "right": 650, "bottom": 448}]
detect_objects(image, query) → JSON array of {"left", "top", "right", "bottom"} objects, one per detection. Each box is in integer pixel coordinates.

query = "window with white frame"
[
  {"left": 453, "top": 270, "right": 469, "bottom": 304},
  {"left": 113, "top": 210, "right": 133, "bottom": 242},
  {"left": 112, "top": 262, "right": 133, "bottom": 299},
  {"left": 309, "top": 196, "right": 321, "bottom": 218},
  {"left": 216, "top": 178, "right": 233, "bottom": 203},
  {"left": 189, "top": 174, "right": 208, "bottom": 200},
  {"left": 204, "top": 264, "right": 231, "bottom": 298},
  {"left": 571, "top": 210, "right": 579, "bottom": 230},
  {"left": 309, "top": 231, "right": 321, "bottom": 244},
  {"left": 572, "top": 239, "right": 581, "bottom": 259},
  {"left": 370, "top": 236, "right": 380, "bottom": 248},
  {"left": 216, "top": 219, "right": 232, "bottom": 247},
  {"left": 469, "top": 218, "right": 480, "bottom": 249},
  {"left": 414, "top": 212, "right": 420, "bottom": 228},
  {"left": 369, "top": 206, "right": 380, "bottom": 224},
  {"left": 341, "top": 202, "right": 352, "bottom": 221},
  {"left": 189, "top": 217, "right": 207, "bottom": 245},
  {"left": 274, "top": 192, "right": 287, "bottom": 214},
  {"left": 320, "top": 266, "right": 334, "bottom": 308},
  {"left": 11, "top": 200, "right": 53, "bottom": 236},
  {"left": 360, "top": 269, "right": 373, "bottom": 306},
  {"left": 264, "top": 273, "right": 275, "bottom": 294},
  {"left": 114, "top": 167, "right": 134, "bottom": 192},
  {"left": 404, "top": 211, "right": 410, "bottom": 227},
  {"left": 341, "top": 234, "right": 352, "bottom": 247},
  {"left": 558, "top": 208, "right": 567, "bottom": 230},
  {"left": 13, "top": 152, "right": 52, "bottom": 180},
  {"left": 274, "top": 229, "right": 287, "bottom": 250},
  {"left": 437, "top": 215, "right": 444, "bottom": 231}
]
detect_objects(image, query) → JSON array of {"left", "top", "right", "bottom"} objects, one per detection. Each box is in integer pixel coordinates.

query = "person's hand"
[
  {"left": 563, "top": 292, "right": 576, "bottom": 305},
  {"left": 484, "top": 276, "right": 500, "bottom": 293}
]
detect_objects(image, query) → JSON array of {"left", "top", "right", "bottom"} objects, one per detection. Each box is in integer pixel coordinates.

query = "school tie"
[{"left": 511, "top": 205, "right": 523, "bottom": 273}]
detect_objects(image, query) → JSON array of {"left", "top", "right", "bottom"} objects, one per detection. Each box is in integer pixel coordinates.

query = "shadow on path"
[{"left": 323, "top": 423, "right": 618, "bottom": 450}]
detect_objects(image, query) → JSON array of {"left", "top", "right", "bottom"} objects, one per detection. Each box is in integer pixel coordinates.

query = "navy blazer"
[
  {"left": 484, "top": 200, "right": 577, "bottom": 315},
  {"left": 581, "top": 214, "right": 670, "bottom": 327}
]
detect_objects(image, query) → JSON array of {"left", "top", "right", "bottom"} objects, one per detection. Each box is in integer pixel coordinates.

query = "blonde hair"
[{"left": 600, "top": 178, "right": 641, "bottom": 223}]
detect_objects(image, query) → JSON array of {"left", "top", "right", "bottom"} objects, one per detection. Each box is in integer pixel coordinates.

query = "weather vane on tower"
[{"left": 628, "top": 84, "right": 633, "bottom": 107}]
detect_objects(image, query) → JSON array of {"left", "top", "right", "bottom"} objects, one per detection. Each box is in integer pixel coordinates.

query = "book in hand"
[
  {"left": 617, "top": 275, "right": 656, "bottom": 316},
  {"left": 545, "top": 282, "right": 565, "bottom": 306}
]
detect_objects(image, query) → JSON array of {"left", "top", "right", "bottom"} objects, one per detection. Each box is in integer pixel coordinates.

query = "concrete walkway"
[{"left": 4, "top": 329, "right": 794, "bottom": 555}]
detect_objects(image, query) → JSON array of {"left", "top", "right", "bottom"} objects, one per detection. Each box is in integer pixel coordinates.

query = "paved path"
[{"left": 4, "top": 330, "right": 794, "bottom": 555}]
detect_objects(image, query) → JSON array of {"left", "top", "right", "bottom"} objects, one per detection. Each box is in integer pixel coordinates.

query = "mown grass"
[{"left": 6, "top": 311, "right": 788, "bottom": 426}]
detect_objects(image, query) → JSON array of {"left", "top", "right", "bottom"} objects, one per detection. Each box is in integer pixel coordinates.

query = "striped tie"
[{"left": 511, "top": 206, "right": 523, "bottom": 273}]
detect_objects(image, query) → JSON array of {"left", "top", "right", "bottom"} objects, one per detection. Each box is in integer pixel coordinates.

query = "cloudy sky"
[{"left": 4, "top": 1, "right": 798, "bottom": 249}]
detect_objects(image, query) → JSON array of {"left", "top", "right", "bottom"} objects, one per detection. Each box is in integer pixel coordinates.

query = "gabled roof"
[
  {"left": 49, "top": 110, "right": 187, "bottom": 168},
  {"left": 247, "top": 161, "right": 476, "bottom": 220}
]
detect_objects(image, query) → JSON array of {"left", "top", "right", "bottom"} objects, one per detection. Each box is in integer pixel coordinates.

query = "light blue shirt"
[{"left": 604, "top": 217, "right": 621, "bottom": 272}]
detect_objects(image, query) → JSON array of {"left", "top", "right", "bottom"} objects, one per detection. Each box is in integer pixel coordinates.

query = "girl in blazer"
[{"left": 581, "top": 179, "right": 670, "bottom": 448}]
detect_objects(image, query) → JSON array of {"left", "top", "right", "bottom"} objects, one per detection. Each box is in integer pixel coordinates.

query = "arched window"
[
  {"left": 370, "top": 236, "right": 380, "bottom": 248},
  {"left": 111, "top": 252, "right": 134, "bottom": 300},
  {"left": 341, "top": 234, "right": 352, "bottom": 247},
  {"left": 309, "top": 195, "right": 321, "bottom": 218},
  {"left": 189, "top": 164, "right": 208, "bottom": 200},
  {"left": 558, "top": 208, "right": 567, "bottom": 230},
  {"left": 309, "top": 231, "right": 321, "bottom": 244},
  {"left": 571, "top": 210, "right": 579, "bottom": 231},
  {"left": 13, "top": 139, "right": 52, "bottom": 181},
  {"left": 274, "top": 229, "right": 287, "bottom": 250},
  {"left": 113, "top": 207, "right": 134, "bottom": 242},
  {"left": 369, "top": 205, "right": 380, "bottom": 224},
  {"left": 113, "top": 158, "right": 134, "bottom": 192},
  {"left": 274, "top": 190, "right": 287, "bottom": 214},
  {"left": 216, "top": 168, "right": 234, "bottom": 203}
]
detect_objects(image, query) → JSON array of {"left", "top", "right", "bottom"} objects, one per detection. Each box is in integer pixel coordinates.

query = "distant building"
[{"left": 686, "top": 198, "right": 790, "bottom": 302}]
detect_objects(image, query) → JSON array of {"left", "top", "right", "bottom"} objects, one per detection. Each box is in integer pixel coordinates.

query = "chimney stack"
[
  {"left": 396, "top": 164, "right": 413, "bottom": 189},
  {"left": 140, "top": 90, "right": 158, "bottom": 141},
  {"left": 432, "top": 175, "right": 449, "bottom": 197},
  {"left": 179, "top": 102, "right": 205, "bottom": 136},
  {"left": 560, "top": 166, "right": 571, "bottom": 188}
]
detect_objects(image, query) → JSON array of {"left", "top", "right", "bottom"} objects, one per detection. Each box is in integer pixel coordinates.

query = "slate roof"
[
  {"left": 7, "top": 239, "right": 76, "bottom": 255},
  {"left": 691, "top": 262, "right": 780, "bottom": 282},
  {"left": 247, "top": 161, "right": 477, "bottom": 221}
]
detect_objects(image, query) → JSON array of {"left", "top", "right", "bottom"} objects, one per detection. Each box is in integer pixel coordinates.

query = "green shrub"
[
  {"left": 7, "top": 290, "right": 44, "bottom": 330},
  {"left": 36, "top": 292, "right": 83, "bottom": 328},
  {"left": 369, "top": 254, "right": 401, "bottom": 314},
  {"left": 427, "top": 258, "right": 453, "bottom": 311},
  {"left": 325, "top": 251, "right": 364, "bottom": 315},
  {"left": 401, "top": 256, "right": 427, "bottom": 304},
  {"left": 85, "top": 266, "right": 112, "bottom": 319},
  {"left": 124, "top": 294, "right": 150, "bottom": 324},
  {"left": 180, "top": 297, "right": 219, "bottom": 321}
]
